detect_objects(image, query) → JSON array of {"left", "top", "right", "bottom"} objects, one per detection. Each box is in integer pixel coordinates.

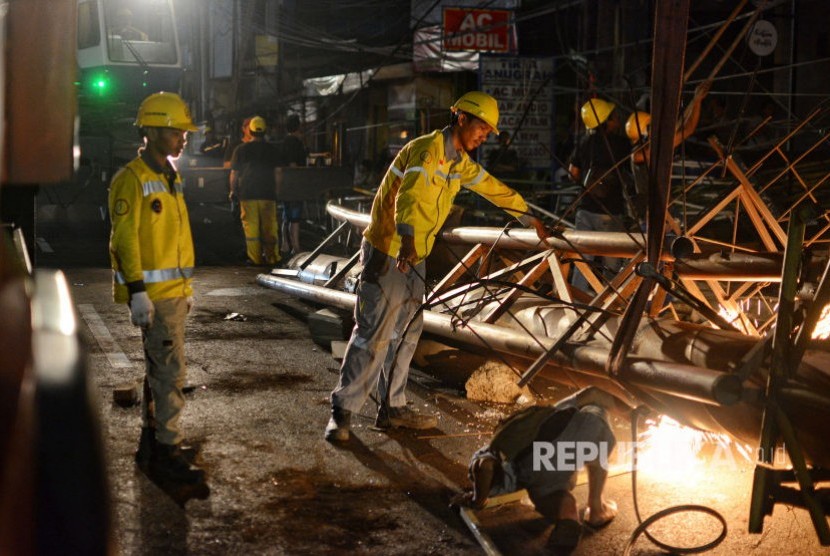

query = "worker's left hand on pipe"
[
  {"left": 129, "top": 291, "right": 155, "bottom": 328},
  {"left": 396, "top": 234, "right": 416, "bottom": 272}
]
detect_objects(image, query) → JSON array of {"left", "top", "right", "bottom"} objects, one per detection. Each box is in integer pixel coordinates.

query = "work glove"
[
  {"left": 186, "top": 296, "right": 195, "bottom": 314},
  {"left": 129, "top": 291, "right": 155, "bottom": 328}
]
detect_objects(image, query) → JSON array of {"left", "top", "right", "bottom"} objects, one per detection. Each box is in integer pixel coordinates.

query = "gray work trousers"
[
  {"left": 140, "top": 296, "right": 188, "bottom": 445},
  {"left": 331, "top": 240, "right": 426, "bottom": 414}
]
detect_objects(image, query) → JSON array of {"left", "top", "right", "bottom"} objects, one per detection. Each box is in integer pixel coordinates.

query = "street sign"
[{"left": 444, "top": 8, "right": 511, "bottom": 53}]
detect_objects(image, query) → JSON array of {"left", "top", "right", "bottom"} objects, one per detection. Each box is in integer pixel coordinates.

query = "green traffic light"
[{"left": 91, "top": 75, "right": 110, "bottom": 94}]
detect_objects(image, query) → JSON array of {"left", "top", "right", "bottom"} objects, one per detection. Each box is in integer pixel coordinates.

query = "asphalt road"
[{"left": 31, "top": 206, "right": 830, "bottom": 555}]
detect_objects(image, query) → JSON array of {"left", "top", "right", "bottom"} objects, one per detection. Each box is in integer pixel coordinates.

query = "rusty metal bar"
[
  {"left": 685, "top": 186, "right": 741, "bottom": 236},
  {"left": 431, "top": 252, "right": 547, "bottom": 307},
  {"left": 778, "top": 169, "right": 830, "bottom": 222},
  {"left": 705, "top": 4, "right": 763, "bottom": 82},
  {"left": 483, "top": 255, "right": 552, "bottom": 324},
  {"left": 757, "top": 131, "right": 830, "bottom": 195},
  {"left": 683, "top": 0, "right": 748, "bottom": 81},
  {"left": 744, "top": 107, "right": 823, "bottom": 177},
  {"left": 737, "top": 189, "right": 779, "bottom": 251},
  {"left": 715, "top": 141, "right": 787, "bottom": 247},
  {"left": 546, "top": 251, "right": 573, "bottom": 304},
  {"left": 646, "top": 0, "right": 690, "bottom": 264},
  {"left": 431, "top": 244, "right": 487, "bottom": 298}
]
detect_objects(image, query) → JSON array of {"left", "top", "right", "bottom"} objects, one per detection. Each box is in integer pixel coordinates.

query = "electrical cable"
[{"left": 622, "top": 408, "right": 728, "bottom": 556}]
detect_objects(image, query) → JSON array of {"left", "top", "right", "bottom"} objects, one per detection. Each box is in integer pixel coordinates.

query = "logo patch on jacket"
[
  {"left": 151, "top": 199, "right": 163, "bottom": 213},
  {"left": 114, "top": 199, "right": 130, "bottom": 216},
  {"left": 420, "top": 151, "right": 432, "bottom": 163}
]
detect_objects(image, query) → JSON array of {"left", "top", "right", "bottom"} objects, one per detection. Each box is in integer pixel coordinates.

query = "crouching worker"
[{"left": 451, "top": 387, "right": 633, "bottom": 554}]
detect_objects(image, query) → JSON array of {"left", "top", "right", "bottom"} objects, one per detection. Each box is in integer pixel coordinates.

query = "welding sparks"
[
  {"left": 632, "top": 415, "right": 752, "bottom": 484},
  {"left": 811, "top": 304, "right": 830, "bottom": 340}
]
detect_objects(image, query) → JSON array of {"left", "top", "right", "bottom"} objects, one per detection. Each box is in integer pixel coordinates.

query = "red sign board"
[{"left": 443, "top": 8, "right": 511, "bottom": 53}]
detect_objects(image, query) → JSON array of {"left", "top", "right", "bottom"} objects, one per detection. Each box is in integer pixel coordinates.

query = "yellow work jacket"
[
  {"left": 109, "top": 156, "right": 195, "bottom": 303},
  {"left": 363, "top": 129, "right": 529, "bottom": 262}
]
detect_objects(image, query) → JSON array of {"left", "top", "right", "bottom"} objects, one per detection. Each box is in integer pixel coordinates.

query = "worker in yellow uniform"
[
  {"left": 229, "top": 116, "right": 282, "bottom": 266},
  {"left": 109, "top": 91, "right": 207, "bottom": 490},
  {"left": 325, "top": 91, "right": 549, "bottom": 442}
]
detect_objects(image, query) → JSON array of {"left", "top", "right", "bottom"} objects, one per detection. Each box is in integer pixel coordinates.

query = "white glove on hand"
[
  {"left": 130, "top": 291, "right": 155, "bottom": 328},
  {"left": 186, "top": 296, "right": 195, "bottom": 314}
]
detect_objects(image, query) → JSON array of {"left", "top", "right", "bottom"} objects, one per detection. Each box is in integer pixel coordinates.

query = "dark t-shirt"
[
  {"left": 230, "top": 141, "right": 282, "bottom": 200},
  {"left": 570, "top": 132, "right": 631, "bottom": 215},
  {"left": 279, "top": 135, "right": 307, "bottom": 167}
]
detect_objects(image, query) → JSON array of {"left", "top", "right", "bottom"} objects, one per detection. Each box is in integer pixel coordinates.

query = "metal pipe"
[
  {"left": 324, "top": 203, "right": 828, "bottom": 280},
  {"left": 258, "top": 273, "right": 830, "bottom": 466},
  {"left": 257, "top": 275, "right": 741, "bottom": 406},
  {"left": 327, "top": 203, "right": 654, "bottom": 257}
]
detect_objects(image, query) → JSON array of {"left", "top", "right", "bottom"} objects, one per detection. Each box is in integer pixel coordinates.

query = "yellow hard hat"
[
  {"left": 580, "top": 98, "right": 615, "bottom": 129},
  {"left": 249, "top": 116, "right": 267, "bottom": 133},
  {"left": 625, "top": 111, "right": 651, "bottom": 142},
  {"left": 135, "top": 92, "right": 198, "bottom": 131},
  {"left": 452, "top": 91, "right": 500, "bottom": 134}
]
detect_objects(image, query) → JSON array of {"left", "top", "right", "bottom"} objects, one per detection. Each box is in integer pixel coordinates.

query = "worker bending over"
[{"left": 325, "top": 91, "right": 549, "bottom": 442}]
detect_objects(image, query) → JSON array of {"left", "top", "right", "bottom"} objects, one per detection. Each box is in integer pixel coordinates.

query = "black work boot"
[
  {"left": 375, "top": 404, "right": 438, "bottom": 430},
  {"left": 150, "top": 443, "right": 206, "bottom": 485},
  {"left": 135, "top": 427, "right": 197, "bottom": 472},
  {"left": 324, "top": 406, "right": 351, "bottom": 442}
]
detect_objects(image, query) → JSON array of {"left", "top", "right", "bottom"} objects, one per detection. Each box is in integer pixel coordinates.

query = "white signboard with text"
[{"left": 480, "top": 56, "right": 555, "bottom": 171}]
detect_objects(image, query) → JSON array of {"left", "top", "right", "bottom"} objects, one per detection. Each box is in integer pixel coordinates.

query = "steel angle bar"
[
  {"left": 482, "top": 254, "right": 554, "bottom": 324},
  {"left": 430, "top": 244, "right": 487, "bottom": 298},
  {"left": 517, "top": 255, "right": 644, "bottom": 387},
  {"left": 757, "top": 128, "right": 830, "bottom": 196},
  {"left": 683, "top": 0, "right": 749, "bottom": 82},
  {"left": 299, "top": 220, "right": 350, "bottom": 271},
  {"left": 744, "top": 107, "right": 823, "bottom": 178},
  {"left": 457, "top": 507, "right": 502, "bottom": 556},
  {"left": 429, "top": 252, "right": 548, "bottom": 308},
  {"left": 323, "top": 250, "right": 360, "bottom": 289}
]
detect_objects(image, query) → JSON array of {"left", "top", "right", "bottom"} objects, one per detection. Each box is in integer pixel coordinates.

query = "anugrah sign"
[{"left": 480, "top": 56, "right": 555, "bottom": 170}]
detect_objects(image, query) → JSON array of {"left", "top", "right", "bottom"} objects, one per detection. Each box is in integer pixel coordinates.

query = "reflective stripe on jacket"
[
  {"left": 109, "top": 156, "right": 195, "bottom": 303},
  {"left": 363, "top": 129, "right": 529, "bottom": 262}
]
